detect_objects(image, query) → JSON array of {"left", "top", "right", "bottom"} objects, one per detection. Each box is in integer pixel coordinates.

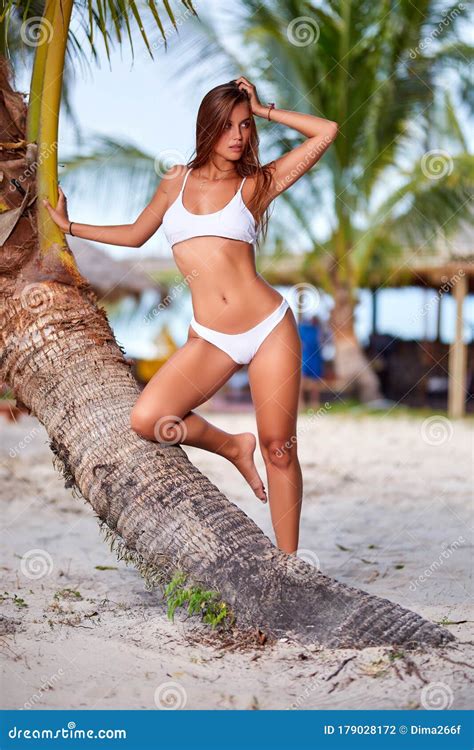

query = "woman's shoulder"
[
  {"left": 241, "top": 163, "right": 277, "bottom": 206},
  {"left": 160, "top": 164, "right": 190, "bottom": 200}
]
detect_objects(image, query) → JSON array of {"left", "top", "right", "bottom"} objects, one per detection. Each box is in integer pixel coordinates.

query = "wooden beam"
[
  {"left": 436, "top": 292, "right": 442, "bottom": 342},
  {"left": 424, "top": 288, "right": 432, "bottom": 341},
  {"left": 448, "top": 273, "right": 468, "bottom": 418},
  {"left": 372, "top": 289, "right": 378, "bottom": 334}
]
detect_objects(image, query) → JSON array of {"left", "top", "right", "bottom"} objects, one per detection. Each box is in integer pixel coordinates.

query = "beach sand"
[{"left": 1, "top": 409, "right": 472, "bottom": 710}]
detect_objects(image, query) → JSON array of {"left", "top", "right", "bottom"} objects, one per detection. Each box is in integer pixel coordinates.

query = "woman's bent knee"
[
  {"left": 130, "top": 406, "right": 154, "bottom": 439},
  {"left": 130, "top": 405, "right": 187, "bottom": 444},
  {"left": 261, "top": 437, "right": 298, "bottom": 467}
]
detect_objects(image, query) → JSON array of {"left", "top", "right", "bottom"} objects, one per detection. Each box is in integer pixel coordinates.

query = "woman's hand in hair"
[{"left": 234, "top": 76, "right": 265, "bottom": 116}]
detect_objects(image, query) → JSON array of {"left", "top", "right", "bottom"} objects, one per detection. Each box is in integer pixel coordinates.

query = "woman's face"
[{"left": 214, "top": 101, "right": 252, "bottom": 161}]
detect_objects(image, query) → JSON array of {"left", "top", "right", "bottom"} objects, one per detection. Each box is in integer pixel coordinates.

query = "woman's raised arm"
[{"left": 235, "top": 76, "right": 338, "bottom": 202}]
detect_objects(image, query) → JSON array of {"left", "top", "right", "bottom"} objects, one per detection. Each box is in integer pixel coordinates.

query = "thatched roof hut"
[
  {"left": 261, "top": 225, "right": 473, "bottom": 418},
  {"left": 68, "top": 237, "right": 163, "bottom": 302},
  {"left": 108, "top": 227, "right": 473, "bottom": 417},
  {"left": 257, "top": 223, "right": 474, "bottom": 292},
  {"left": 365, "top": 221, "right": 474, "bottom": 293}
]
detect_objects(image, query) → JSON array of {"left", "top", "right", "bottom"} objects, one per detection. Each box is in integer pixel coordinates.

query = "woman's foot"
[{"left": 227, "top": 432, "right": 267, "bottom": 503}]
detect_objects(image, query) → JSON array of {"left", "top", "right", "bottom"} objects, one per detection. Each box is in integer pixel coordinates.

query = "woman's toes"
[{"left": 232, "top": 432, "right": 267, "bottom": 504}]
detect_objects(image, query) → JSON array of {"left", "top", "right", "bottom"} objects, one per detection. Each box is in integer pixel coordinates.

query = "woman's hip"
[{"left": 190, "top": 294, "right": 288, "bottom": 337}]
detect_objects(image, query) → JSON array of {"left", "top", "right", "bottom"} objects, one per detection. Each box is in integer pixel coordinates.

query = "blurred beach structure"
[
  {"left": 19, "top": 222, "right": 468, "bottom": 419},
  {"left": 5, "top": 0, "right": 471, "bottom": 420}
]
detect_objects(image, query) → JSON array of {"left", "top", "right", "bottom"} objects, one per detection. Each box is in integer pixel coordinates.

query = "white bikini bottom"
[{"left": 189, "top": 297, "right": 290, "bottom": 365}]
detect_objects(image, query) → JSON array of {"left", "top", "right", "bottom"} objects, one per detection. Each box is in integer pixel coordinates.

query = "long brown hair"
[{"left": 186, "top": 80, "right": 275, "bottom": 248}]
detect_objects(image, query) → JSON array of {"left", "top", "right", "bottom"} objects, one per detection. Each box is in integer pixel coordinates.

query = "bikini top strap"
[
  {"left": 238, "top": 175, "right": 246, "bottom": 192},
  {"left": 179, "top": 167, "right": 192, "bottom": 195}
]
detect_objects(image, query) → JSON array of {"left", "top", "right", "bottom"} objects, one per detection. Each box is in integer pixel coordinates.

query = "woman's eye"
[{"left": 225, "top": 122, "right": 249, "bottom": 129}]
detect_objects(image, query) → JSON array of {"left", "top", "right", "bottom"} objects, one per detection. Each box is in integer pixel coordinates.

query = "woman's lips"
[{"left": 230, "top": 145, "right": 242, "bottom": 150}]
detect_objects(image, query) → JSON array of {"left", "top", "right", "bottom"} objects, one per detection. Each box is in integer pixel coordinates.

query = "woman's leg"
[
  {"left": 130, "top": 329, "right": 267, "bottom": 501},
  {"left": 247, "top": 308, "right": 303, "bottom": 553}
]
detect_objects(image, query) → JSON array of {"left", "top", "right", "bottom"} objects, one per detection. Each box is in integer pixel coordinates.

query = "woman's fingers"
[
  {"left": 41, "top": 195, "right": 68, "bottom": 231},
  {"left": 42, "top": 198, "right": 57, "bottom": 211},
  {"left": 238, "top": 77, "right": 254, "bottom": 91},
  {"left": 42, "top": 187, "right": 66, "bottom": 211},
  {"left": 235, "top": 76, "right": 253, "bottom": 92},
  {"left": 43, "top": 201, "right": 55, "bottom": 218}
]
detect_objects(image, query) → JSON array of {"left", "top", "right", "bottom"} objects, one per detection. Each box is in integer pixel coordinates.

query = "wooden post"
[
  {"left": 424, "top": 288, "right": 432, "bottom": 341},
  {"left": 436, "top": 292, "right": 442, "bottom": 342},
  {"left": 447, "top": 273, "right": 468, "bottom": 418},
  {"left": 372, "top": 288, "right": 378, "bottom": 334}
]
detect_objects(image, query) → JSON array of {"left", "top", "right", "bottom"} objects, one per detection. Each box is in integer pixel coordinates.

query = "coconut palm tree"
[
  {"left": 0, "top": 0, "right": 117, "bottom": 140},
  {"left": 0, "top": 0, "right": 455, "bottom": 648},
  {"left": 164, "top": 0, "right": 473, "bottom": 402}
]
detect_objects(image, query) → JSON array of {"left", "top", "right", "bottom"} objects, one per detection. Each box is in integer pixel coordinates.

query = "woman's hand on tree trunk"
[{"left": 42, "top": 186, "right": 70, "bottom": 232}]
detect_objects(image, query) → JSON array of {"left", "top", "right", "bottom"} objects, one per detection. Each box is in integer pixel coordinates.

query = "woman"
[{"left": 43, "top": 77, "right": 338, "bottom": 554}]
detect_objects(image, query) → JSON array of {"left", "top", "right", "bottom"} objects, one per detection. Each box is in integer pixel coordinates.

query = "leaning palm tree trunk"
[
  {"left": 0, "top": 55, "right": 454, "bottom": 650},
  {"left": 0, "top": 278, "right": 455, "bottom": 649}
]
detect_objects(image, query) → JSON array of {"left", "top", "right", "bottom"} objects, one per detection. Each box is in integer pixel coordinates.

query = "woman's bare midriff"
[{"left": 172, "top": 235, "right": 283, "bottom": 333}]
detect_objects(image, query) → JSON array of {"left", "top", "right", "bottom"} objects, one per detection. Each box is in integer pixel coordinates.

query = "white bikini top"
[{"left": 162, "top": 167, "right": 258, "bottom": 248}]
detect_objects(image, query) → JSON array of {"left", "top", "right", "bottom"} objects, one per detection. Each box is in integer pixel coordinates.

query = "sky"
[
  {"left": 17, "top": 0, "right": 338, "bottom": 258},
  {"left": 13, "top": 1, "right": 473, "bottom": 352}
]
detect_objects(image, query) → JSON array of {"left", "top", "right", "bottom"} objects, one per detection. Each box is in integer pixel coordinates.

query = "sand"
[{"left": 0, "top": 409, "right": 472, "bottom": 710}]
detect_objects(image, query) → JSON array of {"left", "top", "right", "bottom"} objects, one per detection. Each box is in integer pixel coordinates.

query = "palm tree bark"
[
  {"left": 0, "top": 56, "right": 454, "bottom": 650},
  {"left": 0, "top": 281, "right": 456, "bottom": 648}
]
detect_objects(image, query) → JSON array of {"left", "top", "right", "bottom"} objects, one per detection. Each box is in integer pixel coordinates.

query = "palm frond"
[
  {"left": 55, "top": 133, "right": 164, "bottom": 216},
  {"left": 353, "top": 152, "right": 474, "bottom": 278}
]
